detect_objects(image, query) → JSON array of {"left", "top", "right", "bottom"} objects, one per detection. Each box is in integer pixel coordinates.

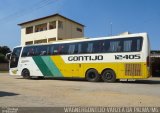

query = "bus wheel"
[
  {"left": 22, "top": 69, "right": 30, "bottom": 79},
  {"left": 86, "top": 69, "right": 100, "bottom": 82},
  {"left": 101, "top": 69, "right": 116, "bottom": 82}
]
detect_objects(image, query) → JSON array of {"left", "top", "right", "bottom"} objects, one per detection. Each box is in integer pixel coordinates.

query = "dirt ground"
[{"left": 0, "top": 73, "right": 160, "bottom": 107}]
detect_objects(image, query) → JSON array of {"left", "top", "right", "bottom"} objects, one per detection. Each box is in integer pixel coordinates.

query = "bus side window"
[
  {"left": 87, "top": 42, "right": 93, "bottom": 53},
  {"left": 132, "top": 38, "right": 142, "bottom": 52},
  {"left": 109, "top": 40, "right": 121, "bottom": 52},
  {"left": 36, "top": 45, "right": 48, "bottom": 56},
  {"left": 123, "top": 40, "right": 132, "bottom": 52},
  {"left": 95, "top": 41, "right": 106, "bottom": 53},
  {"left": 22, "top": 47, "right": 28, "bottom": 57},
  {"left": 74, "top": 43, "right": 78, "bottom": 54},
  {"left": 81, "top": 42, "right": 88, "bottom": 53},
  {"left": 101, "top": 42, "right": 105, "bottom": 52},
  {"left": 77, "top": 43, "right": 82, "bottom": 54},
  {"left": 104, "top": 40, "right": 110, "bottom": 53},
  {"left": 28, "top": 47, "right": 35, "bottom": 56},
  {"left": 51, "top": 44, "right": 69, "bottom": 55},
  {"left": 22, "top": 47, "right": 34, "bottom": 57},
  {"left": 68, "top": 44, "right": 75, "bottom": 54},
  {"left": 57, "top": 45, "right": 64, "bottom": 54},
  {"left": 136, "top": 39, "right": 141, "bottom": 51},
  {"left": 49, "top": 45, "right": 54, "bottom": 55},
  {"left": 53, "top": 44, "right": 59, "bottom": 55},
  {"left": 61, "top": 44, "right": 69, "bottom": 54}
]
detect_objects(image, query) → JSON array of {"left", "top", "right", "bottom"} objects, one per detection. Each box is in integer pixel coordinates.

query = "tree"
[
  {"left": 0, "top": 46, "right": 11, "bottom": 63},
  {"left": 0, "top": 53, "right": 5, "bottom": 63},
  {"left": 0, "top": 46, "right": 11, "bottom": 55}
]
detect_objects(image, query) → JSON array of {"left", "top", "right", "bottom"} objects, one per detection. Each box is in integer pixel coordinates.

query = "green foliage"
[
  {"left": 0, "top": 46, "right": 11, "bottom": 63},
  {"left": 0, "top": 46, "right": 11, "bottom": 55},
  {"left": 0, "top": 53, "right": 6, "bottom": 63}
]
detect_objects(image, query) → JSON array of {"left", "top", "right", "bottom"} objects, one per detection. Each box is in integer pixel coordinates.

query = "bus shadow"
[
  {"left": 15, "top": 77, "right": 160, "bottom": 84},
  {"left": 0, "top": 91, "right": 19, "bottom": 97},
  {"left": 34, "top": 77, "right": 160, "bottom": 84},
  {"left": 34, "top": 77, "right": 88, "bottom": 82},
  {"left": 118, "top": 80, "right": 160, "bottom": 84},
  {"left": 16, "top": 77, "right": 88, "bottom": 82}
]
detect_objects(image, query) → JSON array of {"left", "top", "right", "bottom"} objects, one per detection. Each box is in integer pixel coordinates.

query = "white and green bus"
[{"left": 8, "top": 32, "right": 150, "bottom": 82}]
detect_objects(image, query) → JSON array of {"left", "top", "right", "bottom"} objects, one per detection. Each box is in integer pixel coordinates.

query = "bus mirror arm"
[{"left": 5, "top": 53, "right": 11, "bottom": 61}]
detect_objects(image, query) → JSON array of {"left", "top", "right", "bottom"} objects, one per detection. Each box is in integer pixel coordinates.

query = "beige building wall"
[
  {"left": 58, "top": 17, "right": 84, "bottom": 39},
  {"left": 20, "top": 15, "right": 84, "bottom": 45}
]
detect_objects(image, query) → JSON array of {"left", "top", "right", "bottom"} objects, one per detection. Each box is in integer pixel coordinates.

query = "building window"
[
  {"left": 26, "top": 26, "right": 33, "bottom": 34},
  {"left": 48, "top": 38, "right": 56, "bottom": 43},
  {"left": 25, "top": 41, "right": 33, "bottom": 45},
  {"left": 58, "top": 21, "right": 63, "bottom": 29},
  {"left": 77, "top": 28, "right": 82, "bottom": 32},
  {"left": 35, "top": 23, "right": 47, "bottom": 32},
  {"left": 49, "top": 21, "right": 56, "bottom": 29},
  {"left": 34, "top": 39, "right": 47, "bottom": 44}
]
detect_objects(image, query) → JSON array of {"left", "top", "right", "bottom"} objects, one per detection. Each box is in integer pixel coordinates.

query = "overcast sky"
[{"left": 0, "top": 0, "right": 160, "bottom": 50}]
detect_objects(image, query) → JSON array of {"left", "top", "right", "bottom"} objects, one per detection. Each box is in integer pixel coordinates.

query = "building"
[
  {"left": 18, "top": 13, "right": 84, "bottom": 45},
  {"left": 150, "top": 50, "right": 160, "bottom": 77}
]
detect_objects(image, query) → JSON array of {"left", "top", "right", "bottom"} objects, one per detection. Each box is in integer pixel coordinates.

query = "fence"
[{"left": 0, "top": 63, "right": 9, "bottom": 71}]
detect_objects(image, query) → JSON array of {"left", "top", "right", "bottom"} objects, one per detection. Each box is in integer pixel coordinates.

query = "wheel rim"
[
  {"left": 88, "top": 72, "right": 96, "bottom": 79},
  {"left": 104, "top": 72, "right": 113, "bottom": 80},
  {"left": 23, "top": 70, "right": 29, "bottom": 78},
  {"left": 24, "top": 71, "right": 28, "bottom": 76}
]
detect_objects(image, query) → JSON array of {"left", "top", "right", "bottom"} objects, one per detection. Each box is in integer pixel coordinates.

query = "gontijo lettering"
[{"left": 68, "top": 55, "right": 103, "bottom": 61}]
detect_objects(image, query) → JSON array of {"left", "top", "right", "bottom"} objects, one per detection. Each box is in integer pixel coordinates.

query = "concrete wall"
[
  {"left": 0, "top": 63, "right": 9, "bottom": 71},
  {"left": 58, "top": 17, "right": 84, "bottom": 39},
  {"left": 21, "top": 17, "right": 59, "bottom": 45},
  {"left": 151, "top": 57, "right": 160, "bottom": 77},
  {"left": 20, "top": 15, "right": 84, "bottom": 45}
]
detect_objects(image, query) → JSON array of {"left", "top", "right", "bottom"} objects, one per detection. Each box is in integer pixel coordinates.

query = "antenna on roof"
[{"left": 110, "top": 22, "right": 112, "bottom": 36}]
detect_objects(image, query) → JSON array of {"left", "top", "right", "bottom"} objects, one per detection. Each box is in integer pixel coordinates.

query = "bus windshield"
[{"left": 10, "top": 47, "right": 22, "bottom": 68}]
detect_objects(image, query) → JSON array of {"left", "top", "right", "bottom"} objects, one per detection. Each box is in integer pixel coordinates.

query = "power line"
[
  {"left": 0, "top": 0, "right": 48, "bottom": 21},
  {"left": 0, "top": 0, "right": 59, "bottom": 23}
]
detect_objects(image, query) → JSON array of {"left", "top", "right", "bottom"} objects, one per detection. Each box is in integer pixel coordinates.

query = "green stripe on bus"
[
  {"left": 32, "top": 56, "right": 53, "bottom": 76},
  {"left": 41, "top": 56, "right": 63, "bottom": 77}
]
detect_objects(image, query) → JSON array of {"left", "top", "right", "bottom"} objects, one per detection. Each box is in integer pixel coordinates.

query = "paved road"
[{"left": 0, "top": 73, "right": 160, "bottom": 107}]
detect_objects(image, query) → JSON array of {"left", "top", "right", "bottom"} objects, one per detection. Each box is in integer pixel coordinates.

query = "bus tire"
[
  {"left": 101, "top": 69, "right": 116, "bottom": 82},
  {"left": 86, "top": 69, "right": 100, "bottom": 82},
  {"left": 22, "top": 69, "right": 30, "bottom": 79}
]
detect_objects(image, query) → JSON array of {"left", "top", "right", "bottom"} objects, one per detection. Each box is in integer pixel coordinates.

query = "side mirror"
[{"left": 5, "top": 53, "right": 11, "bottom": 61}]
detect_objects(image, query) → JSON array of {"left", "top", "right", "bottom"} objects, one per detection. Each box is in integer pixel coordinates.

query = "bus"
[{"left": 8, "top": 33, "right": 150, "bottom": 82}]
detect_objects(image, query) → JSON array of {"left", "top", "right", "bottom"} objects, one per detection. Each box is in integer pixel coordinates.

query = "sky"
[{"left": 0, "top": 0, "right": 160, "bottom": 50}]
